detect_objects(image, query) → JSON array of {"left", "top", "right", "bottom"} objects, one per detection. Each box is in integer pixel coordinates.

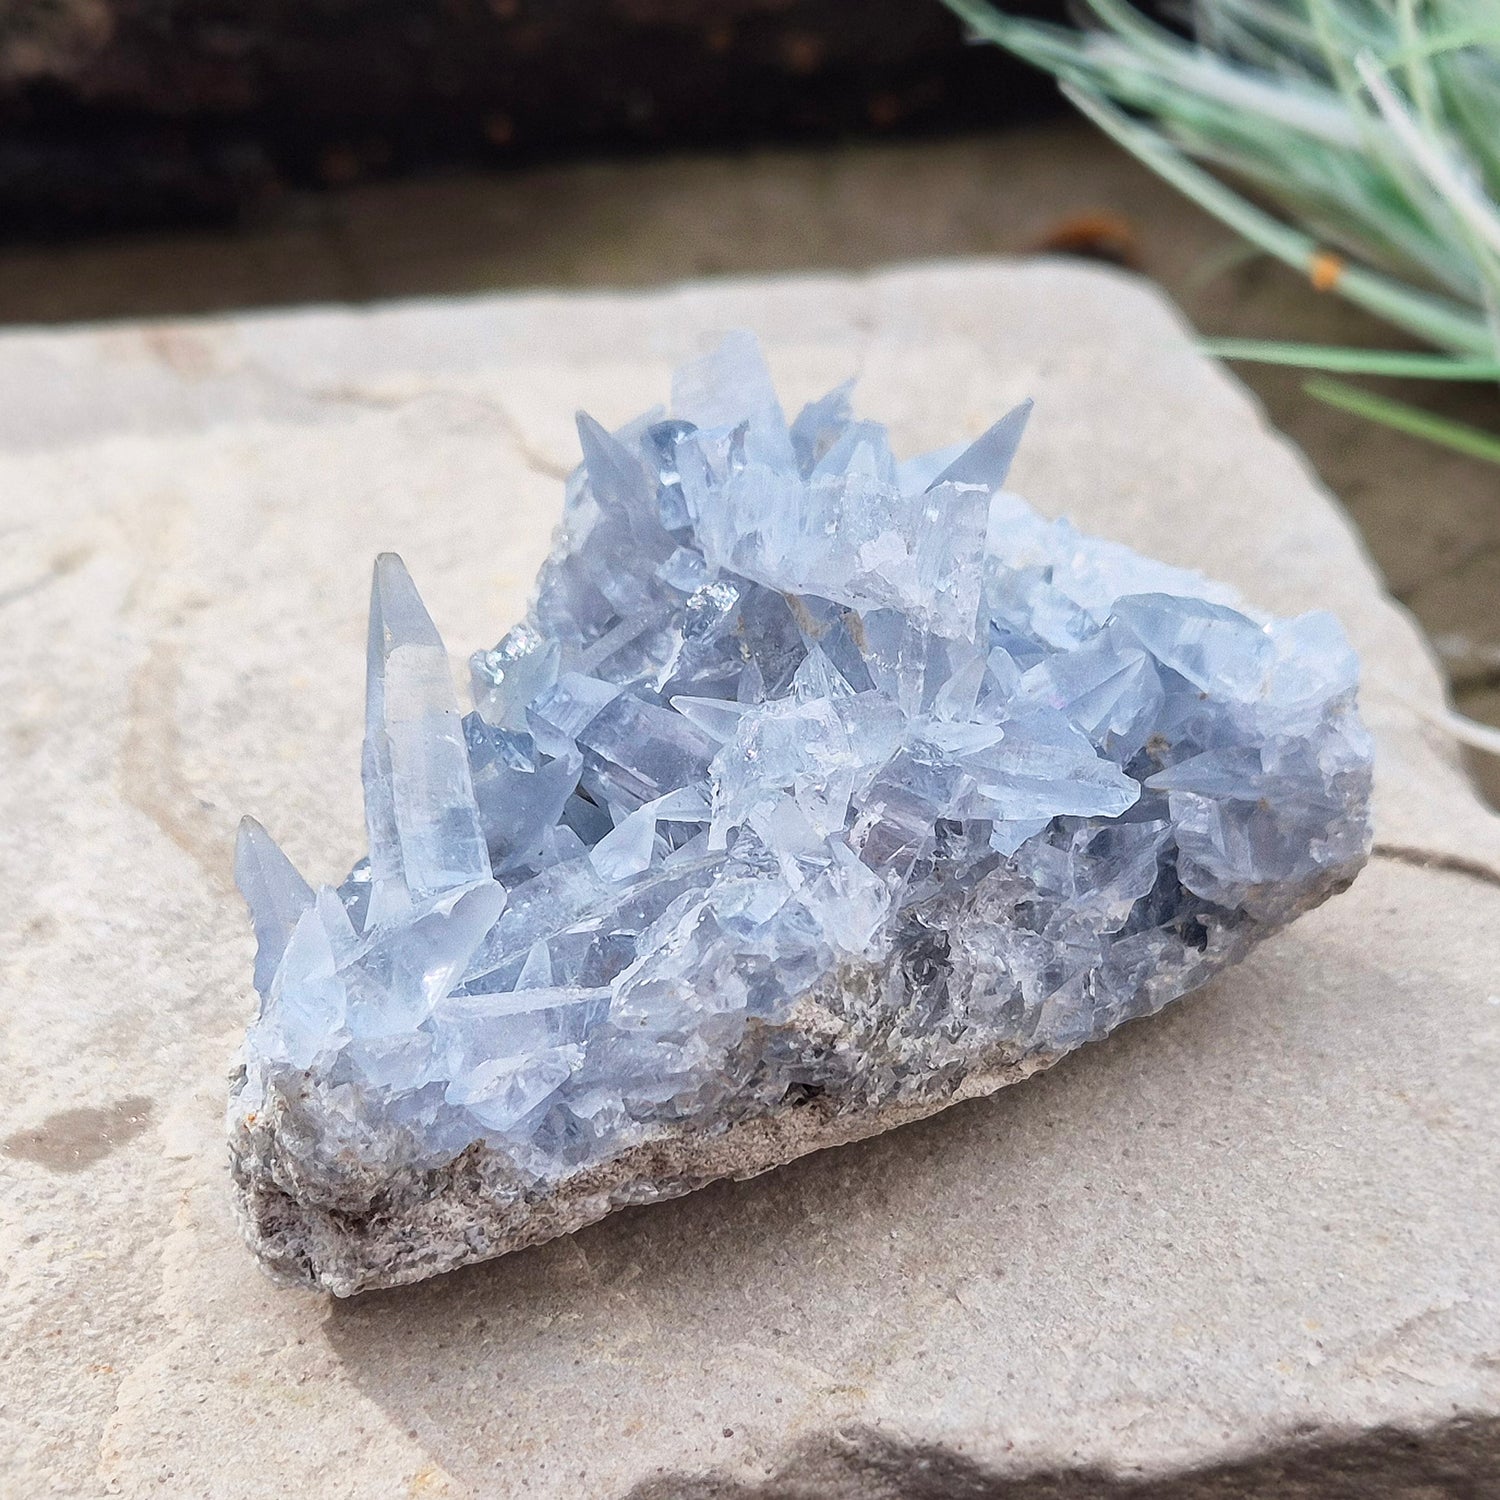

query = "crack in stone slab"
[
  {"left": 620, "top": 1415, "right": 1500, "bottom": 1499},
  {"left": 119, "top": 638, "right": 234, "bottom": 894},
  {"left": 1371, "top": 841, "right": 1500, "bottom": 892}
]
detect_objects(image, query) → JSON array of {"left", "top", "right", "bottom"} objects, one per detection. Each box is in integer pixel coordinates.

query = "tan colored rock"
[{"left": 2, "top": 262, "right": 1498, "bottom": 1497}]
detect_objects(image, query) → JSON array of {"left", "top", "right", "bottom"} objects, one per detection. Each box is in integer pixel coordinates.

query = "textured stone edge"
[
  {"left": 622, "top": 1413, "right": 1500, "bottom": 1499},
  {"left": 230, "top": 1040, "right": 1060, "bottom": 1297}
]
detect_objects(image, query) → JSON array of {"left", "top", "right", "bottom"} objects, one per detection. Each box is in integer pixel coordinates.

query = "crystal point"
[
  {"left": 929, "top": 398, "right": 1033, "bottom": 492},
  {"left": 234, "top": 817, "right": 315, "bottom": 999},
  {"left": 232, "top": 333, "right": 1374, "bottom": 1294},
  {"left": 362, "top": 553, "right": 491, "bottom": 927}
]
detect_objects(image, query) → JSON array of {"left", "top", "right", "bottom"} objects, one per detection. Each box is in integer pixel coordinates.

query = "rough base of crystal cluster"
[
  {"left": 229, "top": 333, "right": 1373, "bottom": 1295},
  {"left": 237, "top": 1046, "right": 1060, "bottom": 1298}
]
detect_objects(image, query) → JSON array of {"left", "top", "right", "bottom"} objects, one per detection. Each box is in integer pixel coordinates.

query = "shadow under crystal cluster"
[{"left": 230, "top": 332, "right": 1374, "bottom": 1293}]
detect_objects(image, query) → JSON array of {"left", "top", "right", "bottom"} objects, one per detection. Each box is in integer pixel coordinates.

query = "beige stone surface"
[{"left": 2, "top": 261, "right": 1499, "bottom": 1497}]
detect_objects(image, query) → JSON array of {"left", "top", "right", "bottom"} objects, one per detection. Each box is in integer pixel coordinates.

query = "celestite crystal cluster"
[{"left": 230, "top": 333, "right": 1374, "bottom": 1293}]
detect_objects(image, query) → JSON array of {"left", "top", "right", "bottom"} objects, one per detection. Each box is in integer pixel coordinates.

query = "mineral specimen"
[{"left": 229, "top": 332, "right": 1374, "bottom": 1294}]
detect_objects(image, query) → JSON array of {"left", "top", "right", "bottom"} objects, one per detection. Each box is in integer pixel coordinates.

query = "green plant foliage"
[
  {"left": 944, "top": 0, "right": 1500, "bottom": 451},
  {"left": 1306, "top": 377, "right": 1500, "bottom": 463}
]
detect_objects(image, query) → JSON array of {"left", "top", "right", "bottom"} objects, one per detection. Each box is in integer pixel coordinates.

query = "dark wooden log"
[{"left": 0, "top": 0, "right": 1066, "bottom": 236}]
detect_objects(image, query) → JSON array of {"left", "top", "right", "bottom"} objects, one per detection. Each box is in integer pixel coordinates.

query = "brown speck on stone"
[{"left": 4, "top": 1097, "right": 153, "bottom": 1174}]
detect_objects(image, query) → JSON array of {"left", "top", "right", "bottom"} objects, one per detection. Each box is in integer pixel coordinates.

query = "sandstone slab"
[{"left": 2, "top": 262, "right": 1498, "bottom": 1497}]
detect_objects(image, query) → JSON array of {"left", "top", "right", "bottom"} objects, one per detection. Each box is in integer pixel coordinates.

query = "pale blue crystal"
[
  {"left": 234, "top": 816, "right": 314, "bottom": 998},
  {"left": 927, "top": 399, "right": 1033, "bottom": 492},
  {"left": 363, "top": 553, "right": 492, "bottom": 926},
  {"left": 232, "top": 333, "right": 1374, "bottom": 1288}
]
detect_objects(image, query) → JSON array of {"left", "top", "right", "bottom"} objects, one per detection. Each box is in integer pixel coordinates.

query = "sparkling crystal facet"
[{"left": 231, "top": 334, "right": 1374, "bottom": 1292}]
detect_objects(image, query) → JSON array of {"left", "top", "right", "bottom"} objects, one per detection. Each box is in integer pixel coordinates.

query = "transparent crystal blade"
[
  {"left": 234, "top": 816, "right": 315, "bottom": 999},
  {"left": 363, "top": 553, "right": 491, "bottom": 926},
  {"left": 928, "top": 399, "right": 1033, "bottom": 492},
  {"left": 671, "top": 329, "right": 795, "bottom": 470}
]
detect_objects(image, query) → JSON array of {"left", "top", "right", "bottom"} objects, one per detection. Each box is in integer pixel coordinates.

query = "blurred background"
[
  {"left": 0, "top": 0, "right": 1067, "bottom": 238},
  {"left": 4, "top": 0, "right": 1496, "bottom": 802}
]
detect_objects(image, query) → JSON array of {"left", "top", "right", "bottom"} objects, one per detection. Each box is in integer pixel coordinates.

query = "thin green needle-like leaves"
[
  {"left": 1305, "top": 377, "right": 1500, "bottom": 463},
  {"left": 1202, "top": 339, "right": 1500, "bottom": 378},
  {"left": 1062, "top": 83, "right": 1493, "bottom": 353},
  {"left": 943, "top": 0, "right": 1500, "bottom": 454}
]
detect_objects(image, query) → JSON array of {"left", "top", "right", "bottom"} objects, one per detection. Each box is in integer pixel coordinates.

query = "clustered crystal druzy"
[{"left": 231, "top": 333, "right": 1372, "bottom": 1283}]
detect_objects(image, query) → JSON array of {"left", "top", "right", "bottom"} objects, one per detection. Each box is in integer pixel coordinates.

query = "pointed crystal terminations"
[
  {"left": 234, "top": 817, "right": 314, "bottom": 999},
  {"left": 230, "top": 333, "right": 1374, "bottom": 1295},
  {"left": 363, "top": 553, "right": 493, "bottom": 926},
  {"left": 233, "top": 558, "right": 505, "bottom": 1081}
]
